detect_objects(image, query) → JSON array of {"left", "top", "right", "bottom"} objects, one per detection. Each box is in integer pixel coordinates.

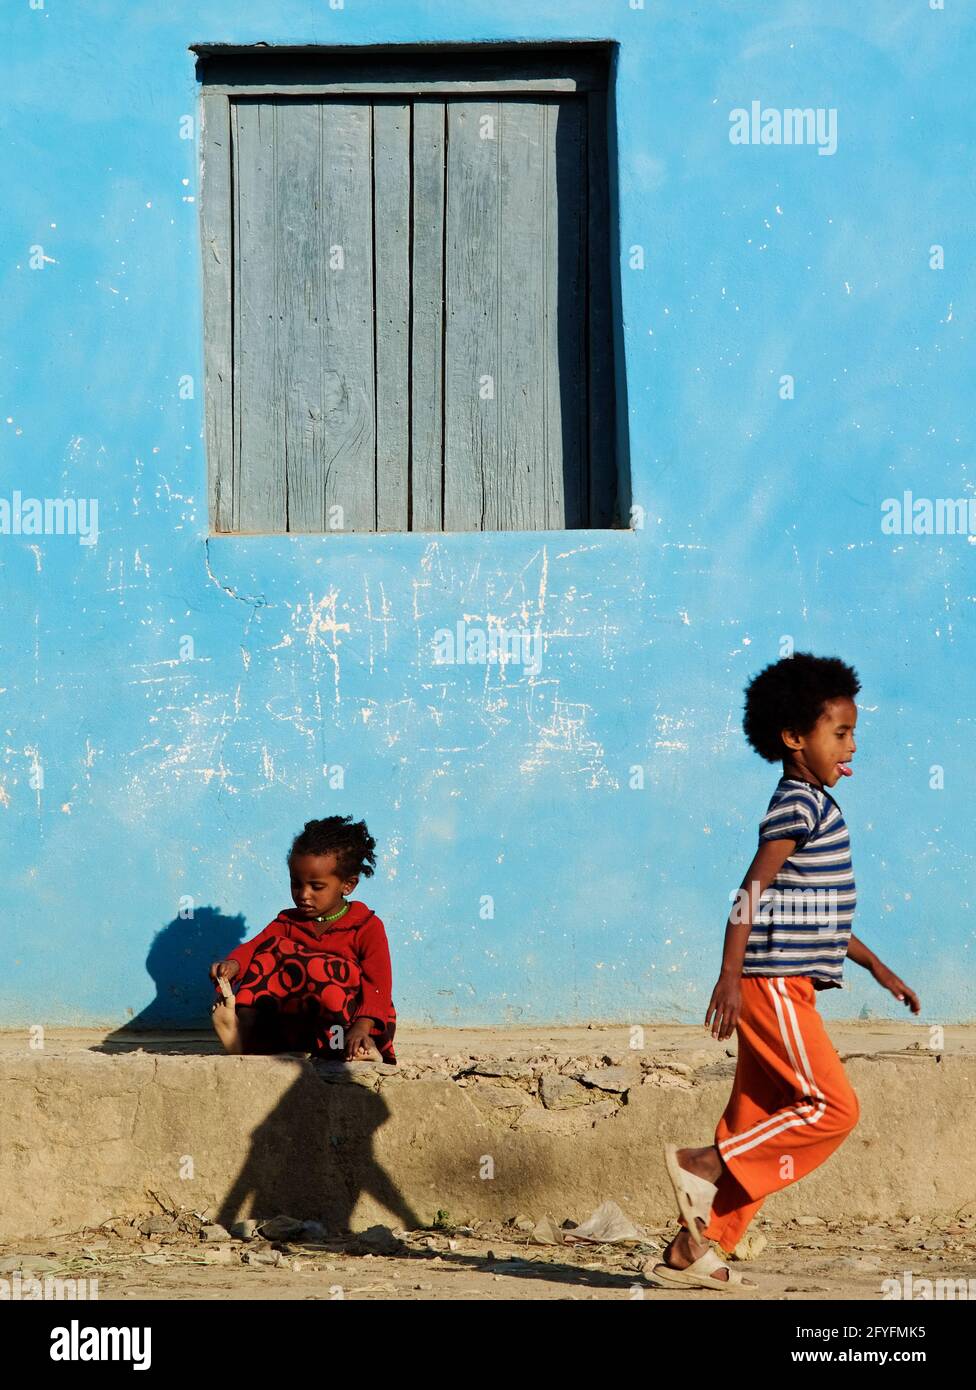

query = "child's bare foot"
[{"left": 211, "top": 996, "right": 242, "bottom": 1054}]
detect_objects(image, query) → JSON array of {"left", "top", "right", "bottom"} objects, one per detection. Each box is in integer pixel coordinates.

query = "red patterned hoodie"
[{"left": 219, "top": 899, "right": 396, "bottom": 1030}]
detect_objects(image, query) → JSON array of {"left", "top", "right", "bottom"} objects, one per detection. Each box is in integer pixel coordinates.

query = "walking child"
[
  {"left": 649, "top": 653, "right": 919, "bottom": 1290},
  {"left": 210, "top": 815, "right": 397, "bottom": 1064}
]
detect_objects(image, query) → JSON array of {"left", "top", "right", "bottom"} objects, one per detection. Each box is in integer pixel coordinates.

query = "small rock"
[
  {"left": 795, "top": 1215, "right": 826, "bottom": 1227},
  {"left": 920, "top": 1236, "right": 946, "bottom": 1251},
  {"left": 258, "top": 1216, "right": 306, "bottom": 1242},
  {"left": 230, "top": 1219, "right": 260, "bottom": 1241},
  {"left": 356, "top": 1224, "right": 402, "bottom": 1255},
  {"left": 510, "top": 1214, "right": 535, "bottom": 1232},
  {"left": 540, "top": 1074, "right": 591, "bottom": 1110},
  {"left": 731, "top": 1231, "right": 767, "bottom": 1261},
  {"left": 301, "top": 1221, "right": 328, "bottom": 1241},
  {"left": 139, "top": 1216, "right": 176, "bottom": 1236},
  {"left": 200, "top": 1224, "right": 231, "bottom": 1243}
]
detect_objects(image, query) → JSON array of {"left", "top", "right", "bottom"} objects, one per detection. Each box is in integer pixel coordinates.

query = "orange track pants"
[{"left": 697, "top": 975, "right": 860, "bottom": 1254}]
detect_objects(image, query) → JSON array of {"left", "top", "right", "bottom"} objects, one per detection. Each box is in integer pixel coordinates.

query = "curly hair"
[
  {"left": 743, "top": 652, "right": 861, "bottom": 763},
  {"left": 287, "top": 816, "right": 377, "bottom": 880}
]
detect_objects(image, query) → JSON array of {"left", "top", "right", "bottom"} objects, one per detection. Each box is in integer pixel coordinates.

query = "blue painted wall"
[{"left": 1, "top": 1, "right": 973, "bottom": 1028}]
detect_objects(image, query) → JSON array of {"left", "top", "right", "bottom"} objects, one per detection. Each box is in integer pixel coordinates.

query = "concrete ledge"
[{"left": 3, "top": 1025, "right": 971, "bottom": 1240}]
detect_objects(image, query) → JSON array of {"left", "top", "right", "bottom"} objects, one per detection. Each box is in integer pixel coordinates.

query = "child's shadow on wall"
[
  {"left": 216, "top": 1064, "right": 423, "bottom": 1234},
  {"left": 100, "top": 907, "right": 247, "bottom": 1047}
]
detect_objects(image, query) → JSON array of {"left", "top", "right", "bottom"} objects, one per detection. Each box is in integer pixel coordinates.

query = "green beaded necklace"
[{"left": 311, "top": 899, "right": 350, "bottom": 925}]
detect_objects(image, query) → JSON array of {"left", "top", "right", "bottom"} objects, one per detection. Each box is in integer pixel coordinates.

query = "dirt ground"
[
  {"left": 3, "top": 1209, "right": 974, "bottom": 1302},
  {"left": 6, "top": 1021, "right": 973, "bottom": 1300}
]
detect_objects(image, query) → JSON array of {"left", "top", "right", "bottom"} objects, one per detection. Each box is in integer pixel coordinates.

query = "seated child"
[{"left": 210, "top": 815, "right": 397, "bottom": 1064}]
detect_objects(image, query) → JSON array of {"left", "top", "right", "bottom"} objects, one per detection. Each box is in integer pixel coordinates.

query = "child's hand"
[
  {"left": 872, "top": 963, "right": 920, "bottom": 1013},
  {"left": 345, "top": 1018, "right": 378, "bottom": 1061},
  {"left": 210, "top": 959, "right": 240, "bottom": 983},
  {"left": 705, "top": 973, "right": 742, "bottom": 1041}
]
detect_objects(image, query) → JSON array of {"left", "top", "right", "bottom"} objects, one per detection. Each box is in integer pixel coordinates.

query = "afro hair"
[
  {"left": 743, "top": 652, "right": 860, "bottom": 763},
  {"left": 287, "top": 815, "right": 377, "bottom": 881}
]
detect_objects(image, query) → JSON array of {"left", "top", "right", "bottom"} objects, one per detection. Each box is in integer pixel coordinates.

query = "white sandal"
[
  {"left": 646, "top": 1245, "right": 758, "bottom": 1291},
  {"left": 663, "top": 1143, "right": 717, "bottom": 1238}
]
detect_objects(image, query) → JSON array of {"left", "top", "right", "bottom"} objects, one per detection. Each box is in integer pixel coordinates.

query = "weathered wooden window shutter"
[{"left": 198, "top": 46, "right": 618, "bottom": 533}]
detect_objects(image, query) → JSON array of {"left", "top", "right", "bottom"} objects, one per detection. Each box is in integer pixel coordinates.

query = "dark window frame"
[{"left": 194, "top": 42, "right": 626, "bottom": 535}]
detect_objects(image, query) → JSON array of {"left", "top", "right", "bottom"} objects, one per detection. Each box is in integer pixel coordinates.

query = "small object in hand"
[{"left": 216, "top": 972, "right": 234, "bottom": 1001}]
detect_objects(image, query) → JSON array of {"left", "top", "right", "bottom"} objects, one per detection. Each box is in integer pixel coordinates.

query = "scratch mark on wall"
[
  {"left": 295, "top": 590, "right": 349, "bottom": 707},
  {"left": 520, "top": 684, "right": 616, "bottom": 788},
  {"left": 25, "top": 745, "right": 42, "bottom": 812},
  {"left": 363, "top": 577, "right": 392, "bottom": 675},
  {"left": 261, "top": 746, "right": 275, "bottom": 783}
]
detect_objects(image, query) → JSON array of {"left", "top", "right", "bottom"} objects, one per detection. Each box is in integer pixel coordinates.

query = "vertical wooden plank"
[
  {"left": 274, "top": 101, "right": 325, "bottom": 532},
  {"left": 234, "top": 100, "right": 287, "bottom": 531},
  {"left": 496, "top": 98, "right": 549, "bottom": 530},
  {"left": 201, "top": 93, "right": 234, "bottom": 532},
  {"left": 234, "top": 99, "right": 375, "bottom": 533},
  {"left": 587, "top": 88, "right": 615, "bottom": 527},
  {"left": 372, "top": 102, "right": 411, "bottom": 531},
  {"left": 318, "top": 101, "right": 376, "bottom": 533},
  {"left": 410, "top": 100, "right": 445, "bottom": 531},
  {"left": 443, "top": 100, "right": 500, "bottom": 531},
  {"left": 495, "top": 99, "right": 543, "bottom": 529},
  {"left": 546, "top": 96, "right": 588, "bottom": 529}
]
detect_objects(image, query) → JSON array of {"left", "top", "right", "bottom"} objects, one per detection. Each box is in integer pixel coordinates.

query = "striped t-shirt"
[{"left": 742, "top": 777, "right": 856, "bottom": 989}]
